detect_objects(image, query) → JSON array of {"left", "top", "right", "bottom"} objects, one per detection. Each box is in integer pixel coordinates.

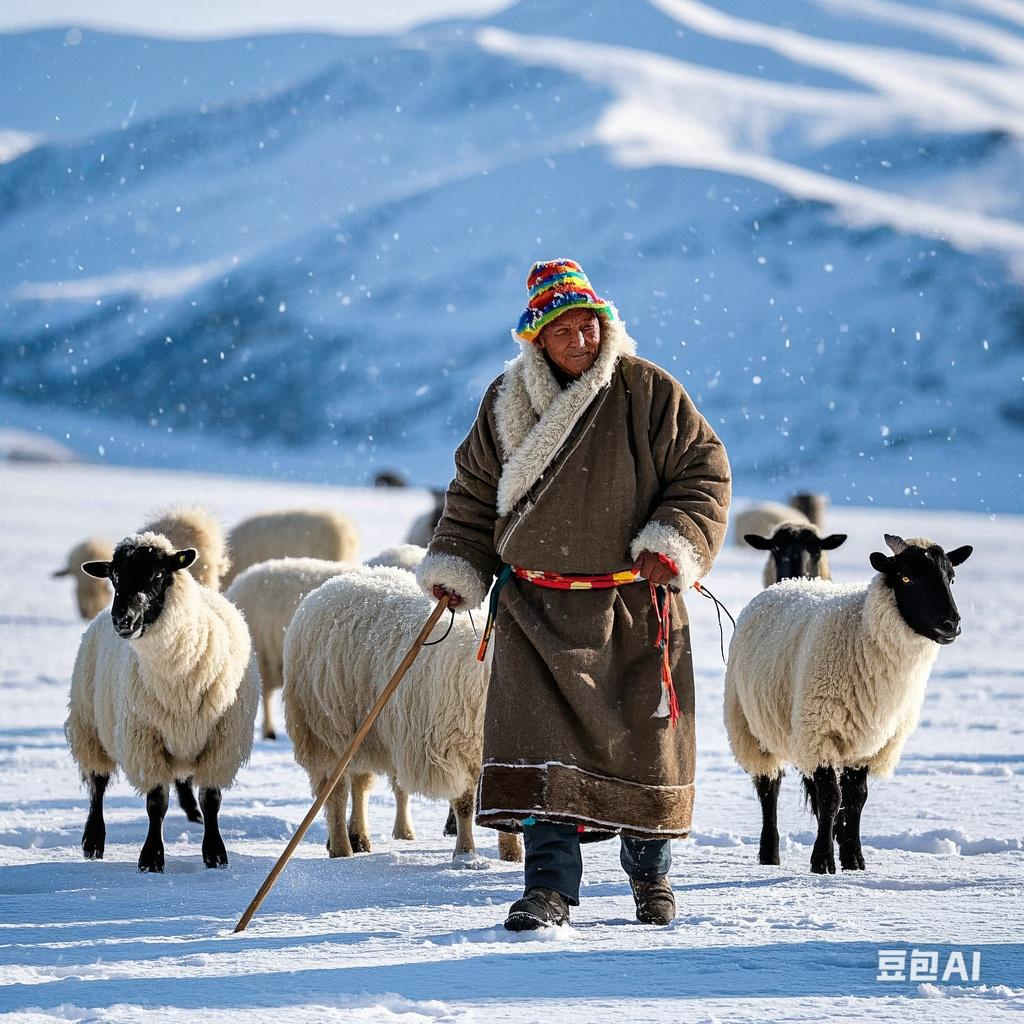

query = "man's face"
[{"left": 537, "top": 310, "right": 601, "bottom": 377}]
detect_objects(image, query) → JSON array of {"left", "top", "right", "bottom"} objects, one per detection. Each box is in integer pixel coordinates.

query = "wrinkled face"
[
  {"left": 869, "top": 539, "right": 973, "bottom": 644},
  {"left": 745, "top": 526, "right": 847, "bottom": 581},
  {"left": 83, "top": 543, "right": 197, "bottom": 639},
  {"left": 537, "top": 309, "right": 601, "bottom": 377}
]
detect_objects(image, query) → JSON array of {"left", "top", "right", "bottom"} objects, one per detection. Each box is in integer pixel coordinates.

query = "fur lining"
[
  {"left": 629, "top": 520, "right": 705, "bottom": 592},
  {"left": 416, "top": 551, "right": 489, "bottom": 609},
  {"left": 493, "top": 316, "right": 636, "bottom": 516}
]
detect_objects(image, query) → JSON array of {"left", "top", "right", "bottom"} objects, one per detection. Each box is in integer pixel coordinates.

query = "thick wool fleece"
[
  {"left": 284, "top": 566, "right": 491, "bottom": 803},
  {"left": 222, "top": 508, "right": 359, "bottom": 589},
  {"left": 724, "top": 545, "right": 941, "bottom": 780},
  {"left": 59, "top": 538, "right": 113, "bottom": 620},
  {"left": 365, "top": 544, "right": 427, "bottom": 571},
  {"left": 228, "top": 557, "right": 358, "bottom": 700},
  {"left": 417, "top": 316, "right": 731, "bottom": 839},
  {"left": 141, "top": 506, "right": 230, "bottom": 591},
  {"left": 732, "top": 502, "right": 811, "bottom": 548},
  {"left": 66, "top": 533, "right": 259, "bottom": 793}
]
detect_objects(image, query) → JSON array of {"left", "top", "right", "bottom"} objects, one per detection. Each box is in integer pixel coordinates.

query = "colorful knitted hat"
[{"left": 515, "top": 258, "right": 618, "bottom": 343}]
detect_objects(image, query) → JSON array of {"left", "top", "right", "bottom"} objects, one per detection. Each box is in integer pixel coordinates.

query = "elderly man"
[{"left": 416, "top": 259, "right": 731, "bottom": 930}]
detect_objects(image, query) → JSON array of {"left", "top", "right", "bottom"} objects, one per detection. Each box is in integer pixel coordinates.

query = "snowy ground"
[{"left": 0, "top": 461, "right": 1022, "bottom": 1023}]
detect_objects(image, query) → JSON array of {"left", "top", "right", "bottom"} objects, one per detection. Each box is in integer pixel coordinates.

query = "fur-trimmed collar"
[{"left": 493, "top": 316, "right": 636, "bottom": 517}]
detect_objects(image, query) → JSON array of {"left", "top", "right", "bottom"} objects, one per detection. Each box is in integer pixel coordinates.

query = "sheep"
[
  {"left": 790, "top": 491, "right": 828, "bottom": 528},
  {"left": 405, "top": 491, "right": 446, "bottom": 548},
  {"left": 66, "top": 531, "right": 259, "bottom": 872},
  {"left": 284, "top": 565, "right": 523, "bottom": 864},
  {"left": 744, "top": 522, "right": 847, "bottom": 587},
  {"left": 733, "top": 501, "right": 809, "bottom": 548},
  {"left": 227, "top": 550, "right": 430, "bottom": 845},
  {"left": 140, "top": 505, "right": 230, "bottom": 590},
  {"left": 221, "top": 508, "right": 359, "bottom": 588},
  {"left": 53, "top": 538, "right": 113, "bottom": 619},
  {"left": 365, "top": 544, "right": 427, "bottom": 571},
  {"left": 228, "top": 557, "right": 357, "bottom": 740},
  {"left": 724, "top": 534, "right": 973, "bottom": 874}
]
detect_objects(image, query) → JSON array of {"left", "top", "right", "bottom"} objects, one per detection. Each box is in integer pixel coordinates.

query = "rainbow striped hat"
[{"left": 515, "top": 258, "right": 618, "bottom": 343}]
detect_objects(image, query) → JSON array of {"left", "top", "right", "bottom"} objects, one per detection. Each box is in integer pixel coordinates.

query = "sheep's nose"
[{"left": 112, "top": 612, "right": 140, "bottom": 638}]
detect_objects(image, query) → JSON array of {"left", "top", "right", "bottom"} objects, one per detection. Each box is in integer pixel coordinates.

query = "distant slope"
[{"left": 1, "top": 0, "right": 1023, "bottom": 510}]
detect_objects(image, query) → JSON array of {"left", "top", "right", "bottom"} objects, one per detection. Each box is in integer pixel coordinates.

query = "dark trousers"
[{"left": 523, "top": 821, "right": 672, "bottom": 906}]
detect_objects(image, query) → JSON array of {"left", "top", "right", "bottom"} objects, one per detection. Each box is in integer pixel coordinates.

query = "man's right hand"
[{"left": 432, "top": 584, "right": 464, "bottom": 609}]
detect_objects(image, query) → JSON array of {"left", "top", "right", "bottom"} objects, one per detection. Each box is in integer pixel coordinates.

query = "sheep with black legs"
[
  {"left": 744, "top": 522, "right": 847, "bottom": 587},
  {"left": 53, "top": 538, "right": 113, "bottom": 619},
  {"left": 284, "top": 565, "right": 522, "bottom": 864},
  {"left": 221, "top": 508, "right": 359, "bottom": 588},
  {"left": 724, "top": 534, "right": 972, "bottom": 874},
  {"left": 66, "top": 532, "right": 259, "bottom": 872}
]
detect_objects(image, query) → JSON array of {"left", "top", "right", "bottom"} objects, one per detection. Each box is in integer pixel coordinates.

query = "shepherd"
[{"left": 416, "top": 259, "right": 731, "bottom": 930}]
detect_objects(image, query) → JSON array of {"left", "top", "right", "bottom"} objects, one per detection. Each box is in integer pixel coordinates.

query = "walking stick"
[{"left": 234, "top": 595, "right": 451, "bottom": 933}]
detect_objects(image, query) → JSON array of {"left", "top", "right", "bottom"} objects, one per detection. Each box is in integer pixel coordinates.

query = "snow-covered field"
[{"left": 0, "top": 460, "right": 1021, "bottom": 1022}]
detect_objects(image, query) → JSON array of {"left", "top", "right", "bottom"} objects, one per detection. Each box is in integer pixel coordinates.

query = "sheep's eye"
[{"left": 901, "top": 575, "right": 911, "bottom": 584}]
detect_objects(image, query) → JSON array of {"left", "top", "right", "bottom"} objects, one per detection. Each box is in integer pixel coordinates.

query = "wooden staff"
[{"left": 234, "top": 595, "right": 451, "bottom": 933}]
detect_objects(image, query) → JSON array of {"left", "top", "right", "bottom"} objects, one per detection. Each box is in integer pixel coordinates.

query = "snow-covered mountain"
[{"left": 2, "top": 0, "right": 1023, "bottom": 510}]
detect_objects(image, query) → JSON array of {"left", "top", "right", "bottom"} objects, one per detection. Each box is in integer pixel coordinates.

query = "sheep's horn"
[{"left": 884, "top": 533, "right": 908, "bottom": 554}]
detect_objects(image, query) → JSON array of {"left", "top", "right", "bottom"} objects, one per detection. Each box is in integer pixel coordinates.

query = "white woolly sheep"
[
  {"left": 365, "top": 544, "right": 427, "bottom": 571},
  {"left": 744, "top": 521, "right": 847, "bottom": 587},
  {"left": 66, "top": 531, "right": 259, "bottom": 872},
  {"left": 53, "top": 538, "right": 113, "bottom": 619},
  {"left": 283, "top": 565, "right": 522, "bottom": 864},
  {"left": 141, "top": 505, "right": 230, "bottom": 590},
  {"left": 221, "top": 508, "right": 359, "bottom": 588},
  {"left": 724, "top": 534, "right": 973, "bottom": 874},
  {"left": 227, "top": 549, "right": 432, "bottom": 844}
]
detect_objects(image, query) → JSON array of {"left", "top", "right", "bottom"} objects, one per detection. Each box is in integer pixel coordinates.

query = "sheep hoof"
[
  {"left": 392, "top": 827, "right": 416, "bottom": 841},
  {"left": 758, "top": 849, "right": 781, "bottom": 866},
  {"left": 264, "top": 730, "right": 277, "bottom": 741},
  {"left": 348, "top": 833, "right": 372, "bottom": 854},
  {"left": 185, "top": 809, "right": 204, "bottom": 825},
  {"left": 138, "top": 844, "right": 165, "bottom": 873},
  {"left": 810, "top": 853, "right": 836, "bottom": 874},
  {"left": 443, "top": 808, "right": 458, "bottom": 837},
  {"left": 82, "top": 824, "right": 105, "bottom": 860},
  {"left": 328, "top": 845, "right": 352, "bottom": 858},
  {"left": 840, "top": 844, "right": 865, "bottom": 871},
  {"left": 202, "top": 838, "right": 228, "bottom": 869}
]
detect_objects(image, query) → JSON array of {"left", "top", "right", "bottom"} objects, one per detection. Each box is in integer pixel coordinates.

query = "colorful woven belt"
[{"left": 475, "top": 560, "right": 682, "bottom": 727}]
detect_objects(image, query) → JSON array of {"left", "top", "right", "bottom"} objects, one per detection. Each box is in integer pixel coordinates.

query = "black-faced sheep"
[
  {"left": 221, "top": 508, "right": 359, "bottom": 588},
  {"left": 732, "top": 493, "right": 829, "bottom": 548},
  {"left": 283, "top": 565, "right": 522, "bottom": 864},
  {"left": 66, "top": 533, "right": 259, "bottom": 872},
  {"left": 53, "top": 538, "right": 113, "bottom": 619},
  {"left": 744, "top": 522, "right": 847, "bottom": 587},
  {"left": 724, "top": 534, "right": 972, "bottom": 874}
]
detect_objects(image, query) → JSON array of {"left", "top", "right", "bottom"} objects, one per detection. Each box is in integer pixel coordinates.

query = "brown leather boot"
[
  {"left": 629, "top": 875, "right": 676, "bottom": 925},
  {"left": 504, "top": 887, "right": 571, "bottom": 931}
]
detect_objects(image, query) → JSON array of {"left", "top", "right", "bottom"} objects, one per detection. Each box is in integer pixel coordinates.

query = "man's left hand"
[{"left": 632, "top": 550, "right": 676, "bottom": 587}]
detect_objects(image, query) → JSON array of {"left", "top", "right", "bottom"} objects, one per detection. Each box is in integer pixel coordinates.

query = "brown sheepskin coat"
[{"left": 416, "top": 316, "right": 731, "bottom": 839}]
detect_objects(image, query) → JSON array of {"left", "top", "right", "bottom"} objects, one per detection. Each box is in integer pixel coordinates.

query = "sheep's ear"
[
  {"left": 820, "top": 533, "right": 847, "bottom": 550},
  {"left": 744, "top": 534, "right": 773, "bottom": 550},
  {"left": 82, "top": 561, "right": 111, "bottom": 579},
  {"left": 869, "top": 552, "right": 891, "bottom": 575},
  {"left": 52, "top": 567, "right": 71, "bottom": 578},
  {"left": 947, "top": 544, "right": 973, "bottom": 566},
  {"left": 171, "top": 548, "right": 198, "bottom": 571}
]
